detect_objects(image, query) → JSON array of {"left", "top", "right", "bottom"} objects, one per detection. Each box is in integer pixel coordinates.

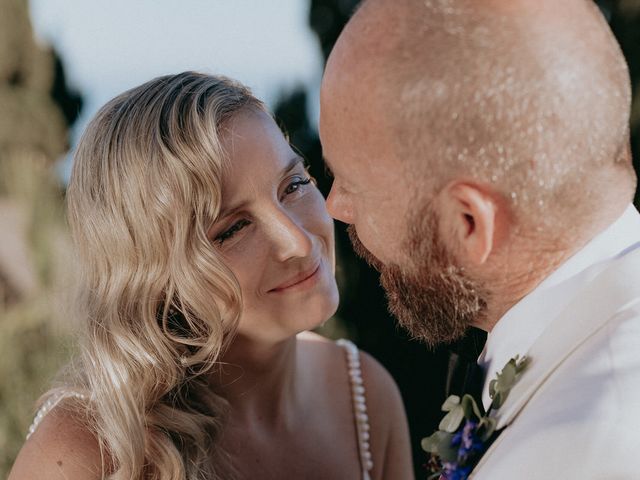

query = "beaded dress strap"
[
  {"left": 26, "top": 391, "right": 87, "bottom": 440},
  {"left": 336, "top": 339, "right": 373, "bottom": 480}
]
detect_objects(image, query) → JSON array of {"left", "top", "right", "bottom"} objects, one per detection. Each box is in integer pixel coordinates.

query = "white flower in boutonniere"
[{"left": 422, "top": 355, "right": 530, "bottom": 480}]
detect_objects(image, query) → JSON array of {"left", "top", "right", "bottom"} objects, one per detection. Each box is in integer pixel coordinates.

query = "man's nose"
[
  {"left": 325, "top": 185, "right": 354, "bottom": 225},
  {"left": 267, "top": 209, "right": 313, "bottom": 262}
]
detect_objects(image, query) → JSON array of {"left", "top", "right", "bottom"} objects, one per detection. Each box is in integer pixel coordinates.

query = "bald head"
[{"left": 322, "top": 0, "right": 635, "bottom": 226}]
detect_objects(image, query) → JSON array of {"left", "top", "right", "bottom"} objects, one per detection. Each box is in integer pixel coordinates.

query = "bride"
[{"left": 9, "top": 72, "right": 413, "bottom": 480}]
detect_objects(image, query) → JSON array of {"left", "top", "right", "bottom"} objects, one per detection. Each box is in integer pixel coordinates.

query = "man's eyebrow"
[{"left": 216, "top": 155, "right": 304, "bottom": 221}]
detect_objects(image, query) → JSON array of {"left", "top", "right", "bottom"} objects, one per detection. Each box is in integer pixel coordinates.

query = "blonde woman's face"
[{"left": 209, "top": 109, "right": 339, "bottom": 343}]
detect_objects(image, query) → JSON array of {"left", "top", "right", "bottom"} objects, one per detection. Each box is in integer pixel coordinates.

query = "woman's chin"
[
  {"left": 237, "top": 285, "right": 340, "bottom": 344},
  {"left": 299, "top": 290, "right": 340, "bottom": 331},
  {"left": 282, "top": 309, "right": 336, "bottom": 341}
]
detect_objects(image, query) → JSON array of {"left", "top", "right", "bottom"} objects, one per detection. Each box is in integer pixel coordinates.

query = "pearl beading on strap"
[
  {"left": 26, "top": 391, "right": 87, "bottom": 440},
  {"left": 337, "top": 339, "right": 373, "bottom": 480}
]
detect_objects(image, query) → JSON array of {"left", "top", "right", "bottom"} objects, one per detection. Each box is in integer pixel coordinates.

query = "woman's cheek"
[
  {"left": 301, "top": 188, "right": 334, "bottom": 225},
  {"left": 300, "top": 191, "right": 336, "bottom": 262},
  {"left": 220, "top": 236, "right": 265, "bottom": 291}
]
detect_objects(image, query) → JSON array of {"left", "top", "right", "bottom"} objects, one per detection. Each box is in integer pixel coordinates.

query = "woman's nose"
[{"left": 267, "top": 210, "right": 313, "bottom": 262}]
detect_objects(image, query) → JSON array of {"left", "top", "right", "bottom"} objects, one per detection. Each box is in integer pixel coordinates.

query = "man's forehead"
[{"left": 322, "top": 0, "right": 405, "bottom": 92}]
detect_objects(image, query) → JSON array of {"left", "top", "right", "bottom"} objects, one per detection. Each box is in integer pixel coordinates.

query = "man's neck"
[
  {"left": 478, "top": 204, "right": 630, "bottom": 332},
  {"left": 479, "top": 249, "right": 571, "bottom": 331}
]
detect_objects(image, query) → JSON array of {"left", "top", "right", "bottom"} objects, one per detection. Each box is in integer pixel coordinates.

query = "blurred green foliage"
[
  {"left": 0, "top": 295, "right": 73, "bottom": 474},
  {"left": 0, "top": 155, "right": 77, "bottom": 475},
  {"left": 0, "top": 0, "right": 81, "bottom": 475}
]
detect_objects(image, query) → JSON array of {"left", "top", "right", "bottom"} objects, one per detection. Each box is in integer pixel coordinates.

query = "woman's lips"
[{"left": 269, "top": 261, "right": 322, "bottom": 293}]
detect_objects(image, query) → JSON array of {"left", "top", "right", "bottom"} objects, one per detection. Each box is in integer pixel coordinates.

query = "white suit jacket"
[{"left": 472, "top": 209, "right": 640, "bottom": 479}]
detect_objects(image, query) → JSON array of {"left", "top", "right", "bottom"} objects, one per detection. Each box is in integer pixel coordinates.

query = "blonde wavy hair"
[{"left": 46, "top": 72, "right": 266, "bottom": 479}]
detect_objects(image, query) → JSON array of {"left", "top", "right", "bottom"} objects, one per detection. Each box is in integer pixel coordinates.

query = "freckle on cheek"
[{"left": 57, "top": 460, "right": 63, "bottom": 467}]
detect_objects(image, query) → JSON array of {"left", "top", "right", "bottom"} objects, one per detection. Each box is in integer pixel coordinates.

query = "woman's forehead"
[
  {"left": 217, "top": 110, "right": 303, "bottom": 210},
  {"left": 222, "top": 109, "right": 293, "bottom": 172}
]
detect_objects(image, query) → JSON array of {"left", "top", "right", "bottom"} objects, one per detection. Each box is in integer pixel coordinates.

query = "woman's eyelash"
[
  {"left": 284, "top": 177, "right": 312, "bottom": 195},
  {"left": 215, "top": 219, "right": 251, "bottom": 245}
]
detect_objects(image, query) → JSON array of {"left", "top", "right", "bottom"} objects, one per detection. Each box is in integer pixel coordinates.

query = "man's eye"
[
  {"left": 324, "top": 164, "right": 334, "bottom": 179},
  {"left": 214, "top": 219, "right": 251, "bottom": 245},
  {"left": 284, "top": 177, "right": 313, "bottom": 196}
]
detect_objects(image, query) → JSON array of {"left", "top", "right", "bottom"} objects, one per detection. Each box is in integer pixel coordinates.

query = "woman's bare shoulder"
[
  {"left": 297, "top": 332, "right": 360, "bottom": 380},
  {"left": 358, "top": 350, "right": 404, "bottom": 420},
  {"left": 298, "top": 332, "right": 404, "bottom": 413},
  {"left": 297, "top": 331, "right": 356, "bottom": 366},
  {"left": 295, "top": 333, "right": 414, "bottom": 478},
  {"left": 358, "top": 350, "right": 415, "bottom": 480},
  {"left": 9, "top": 406, "right": 103, "bottom": 480}
]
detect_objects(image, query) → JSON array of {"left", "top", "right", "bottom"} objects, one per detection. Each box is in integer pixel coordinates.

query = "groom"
[{"left": 320, "top": 0, "right": 640, "bottom": 477}]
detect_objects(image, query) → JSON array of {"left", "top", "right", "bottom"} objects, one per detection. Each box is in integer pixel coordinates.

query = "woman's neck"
[{"left": 215, "top": 334, "right": 300, "bottom": 429}]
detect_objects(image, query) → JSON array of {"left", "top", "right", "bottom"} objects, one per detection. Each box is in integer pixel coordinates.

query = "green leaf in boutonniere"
[
  {"left": 461, "top": 393, "right": 484, "bottom": 419},
  {"left": 421, "top": 430, "right": 458, "bottom": 463},
  {"left": 488, "top": 354, "right": 530, "bottom": 410},
  {"left": 422, "top": 355, "right": 530, "bottom": 480},
  {"left": 439, "top": 395, "right": 464, "bottom": 432}
]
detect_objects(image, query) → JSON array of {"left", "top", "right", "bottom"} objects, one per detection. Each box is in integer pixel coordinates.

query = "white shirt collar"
[{"left": 477, "top": 204, "right": 640, "bottom": 410}]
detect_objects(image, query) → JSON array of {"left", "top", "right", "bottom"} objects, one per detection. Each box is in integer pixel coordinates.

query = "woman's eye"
[
  {"left": 284, "top": 176, "right": 313, "bottom": 196},
  {"left": 214, "top": 219, "right": 251, "bottom": 245}
]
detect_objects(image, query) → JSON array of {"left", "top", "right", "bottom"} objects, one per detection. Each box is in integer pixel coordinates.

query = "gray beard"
[{"left": 346, "top": 206, "right": 487, "bottom": 348}]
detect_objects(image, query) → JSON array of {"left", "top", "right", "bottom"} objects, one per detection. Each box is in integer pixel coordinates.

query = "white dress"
[{"left": 27, "top": 339, "right": 374, "bottom": 480}]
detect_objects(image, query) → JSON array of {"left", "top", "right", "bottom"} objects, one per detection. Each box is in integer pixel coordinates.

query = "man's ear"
[{"left": 438, "top": 182, "right": 497, "bottom": 265}]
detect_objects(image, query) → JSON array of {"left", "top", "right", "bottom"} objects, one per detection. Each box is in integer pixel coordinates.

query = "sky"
[{"left": 28, "top": 0, "right": 324, "bottom": 178}]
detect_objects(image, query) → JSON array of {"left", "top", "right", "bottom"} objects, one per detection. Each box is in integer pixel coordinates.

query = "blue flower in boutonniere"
[{"left": 422, "top": 355, "right": 530, "bottom": 480}]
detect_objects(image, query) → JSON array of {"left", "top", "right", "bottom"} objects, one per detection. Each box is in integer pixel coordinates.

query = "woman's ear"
[{"left": 438, "top": 182, "right": 497, "bottom": 265}]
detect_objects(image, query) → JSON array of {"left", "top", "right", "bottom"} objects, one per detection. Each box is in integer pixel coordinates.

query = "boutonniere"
[{"left": 422, "top": 355, "right": 530, "bottom": 480}]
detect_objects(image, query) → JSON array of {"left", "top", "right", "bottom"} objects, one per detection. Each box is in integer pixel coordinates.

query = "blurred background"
[{"left": 0, "top": 0, "right": 638, "bottom": 477}]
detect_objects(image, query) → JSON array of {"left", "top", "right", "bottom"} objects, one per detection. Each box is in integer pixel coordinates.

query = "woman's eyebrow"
[{"left": 282, "top": 155, "right": 304, "bottom": 176}]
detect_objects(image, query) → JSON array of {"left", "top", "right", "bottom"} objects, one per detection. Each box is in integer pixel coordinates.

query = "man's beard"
[{"left": 347, "top": 205, "right": 487, "bottom": 348}]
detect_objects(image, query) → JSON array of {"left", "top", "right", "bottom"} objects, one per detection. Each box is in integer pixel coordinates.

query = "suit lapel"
[
  {"left": 471, "top": 247, "right": 640, "bottom": 476},
  {"left": 495, "top": 247, "right": 640, "bottom": 429}
]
